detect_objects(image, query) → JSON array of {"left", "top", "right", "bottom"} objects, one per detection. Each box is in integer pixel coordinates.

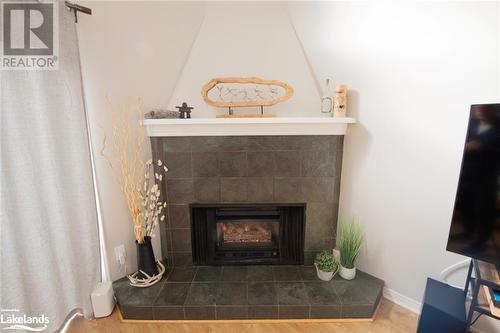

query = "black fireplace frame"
[{"left": 190, "top": 203, "right": 306, "bottom": 266}]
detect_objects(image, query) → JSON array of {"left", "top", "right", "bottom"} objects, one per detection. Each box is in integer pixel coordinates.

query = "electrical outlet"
[{"left": 114, "top": 244, "right": 126, "bottom": 265}]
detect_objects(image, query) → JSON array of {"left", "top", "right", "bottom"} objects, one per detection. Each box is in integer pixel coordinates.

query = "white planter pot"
[
  {"left": 339, "top": 265, "right": 356, "bottom": 280},
  {"left": 314, "top": 263, "right": 337, "bottom": 281}
]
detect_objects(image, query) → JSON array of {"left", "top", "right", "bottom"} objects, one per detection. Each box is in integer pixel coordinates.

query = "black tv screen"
[{"left": 447, "top": 103, "right": 500, "bottom": 265}]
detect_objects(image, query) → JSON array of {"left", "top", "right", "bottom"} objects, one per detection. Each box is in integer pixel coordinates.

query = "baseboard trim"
[{"left": 383, "top": 287, "right": 422, "bottom": 314}]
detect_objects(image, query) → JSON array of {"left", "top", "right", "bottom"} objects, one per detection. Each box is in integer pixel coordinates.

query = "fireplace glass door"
[
  {"left": 216, "top": 219, "right": 279, "bottom": 249},
  {"left": 191, "top": 204, "right": 305, "bottom": 265},
  {"left": 213, "top": 206, "right": 282, "bottom": 264}
]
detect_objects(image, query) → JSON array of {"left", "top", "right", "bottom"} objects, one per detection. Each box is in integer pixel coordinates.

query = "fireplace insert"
[{"left": 190, "top": 203, "right": 305, "bottom": 265}]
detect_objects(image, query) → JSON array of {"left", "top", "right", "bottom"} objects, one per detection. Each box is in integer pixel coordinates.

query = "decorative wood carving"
[{"left": 201, "top": 77, "right": 294, "bottom": 109}]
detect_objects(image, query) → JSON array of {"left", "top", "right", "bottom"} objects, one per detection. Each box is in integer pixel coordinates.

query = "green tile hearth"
[{"left": 113, "top": 266, "right": 384, "bottom": 320}]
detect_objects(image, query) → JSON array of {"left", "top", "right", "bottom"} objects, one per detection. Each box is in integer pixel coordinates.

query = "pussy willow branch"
[{"left": 101, "top": 97, "right": 147, "bottom": 243}]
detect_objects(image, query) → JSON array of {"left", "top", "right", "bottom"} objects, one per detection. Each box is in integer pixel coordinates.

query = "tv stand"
[{"left": 464, "top": 259, "right": 500, "bottom": 332}]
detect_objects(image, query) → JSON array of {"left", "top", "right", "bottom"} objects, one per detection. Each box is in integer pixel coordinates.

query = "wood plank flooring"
[{"left": 67, "top": 297, "right": 418, "bottom": 333}]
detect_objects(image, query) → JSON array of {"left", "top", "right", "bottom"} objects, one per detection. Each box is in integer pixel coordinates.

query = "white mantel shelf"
[{"left": 143, "top": 117, "right": 356, "bottom": 137}]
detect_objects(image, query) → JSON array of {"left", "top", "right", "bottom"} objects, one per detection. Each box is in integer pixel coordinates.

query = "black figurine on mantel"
[{"left": 176, "top": 102, "right": 193, "bottom": 119}]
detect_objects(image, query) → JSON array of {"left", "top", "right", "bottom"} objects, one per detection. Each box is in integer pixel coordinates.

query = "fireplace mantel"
[{"left": 143, "top": 117, "right": 356, "bottom": 137}]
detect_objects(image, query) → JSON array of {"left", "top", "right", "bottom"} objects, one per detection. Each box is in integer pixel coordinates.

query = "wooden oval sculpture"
[{"left": 201, "top": 77, "right": 294, "bottom": 108}]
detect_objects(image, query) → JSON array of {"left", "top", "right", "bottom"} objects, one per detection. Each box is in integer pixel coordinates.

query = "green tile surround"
[
  {"left": 150, "top": 136, "right": 344, "bottom": 266},
  {"left": 113, "top": 266, "right": 384, "bottom": 320}
]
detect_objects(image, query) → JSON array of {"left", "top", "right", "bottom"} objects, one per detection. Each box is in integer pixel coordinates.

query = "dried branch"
[{"left": 100, "top": 97, "right": 167, "bottom": 244}]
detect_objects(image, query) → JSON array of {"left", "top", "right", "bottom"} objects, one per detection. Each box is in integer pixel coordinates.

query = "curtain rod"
[{"left": 65, "top": 1, "right": 92, "bottom": 23}]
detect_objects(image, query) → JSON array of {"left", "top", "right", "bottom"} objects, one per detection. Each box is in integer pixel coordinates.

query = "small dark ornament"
[{"left": 176, "top": 102, "right": 194, "bottom": 119}]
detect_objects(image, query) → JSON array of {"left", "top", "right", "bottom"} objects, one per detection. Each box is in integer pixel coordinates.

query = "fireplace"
[
  {"left": 152, "top": 135, "right": 342, "bottom": 266},
  {"left": 190, "top": 203, "right": 305, "bottom": 265}
]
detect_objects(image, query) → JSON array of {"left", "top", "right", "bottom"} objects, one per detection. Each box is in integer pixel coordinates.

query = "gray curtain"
[{"left": 0, "top": 3, "right": 100, "bottom": 332}]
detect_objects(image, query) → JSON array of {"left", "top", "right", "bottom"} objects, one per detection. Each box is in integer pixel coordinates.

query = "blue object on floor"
[
  {"left": 493, "top": 289, "right": 500, "bottom": 301},
  {"left": 417, "top": 278, "right": 467, "bottom": 333},
  {"left": 493, "top": 289, "right": 500, "bottom": 307}
]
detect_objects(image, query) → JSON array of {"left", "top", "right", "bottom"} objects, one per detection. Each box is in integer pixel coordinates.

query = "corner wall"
[
  {"left": 76, "top": 1, "right": 205, "bottom": 281},
  {"left": 289, "top": 2, "right": 499, "bottom": 331}
]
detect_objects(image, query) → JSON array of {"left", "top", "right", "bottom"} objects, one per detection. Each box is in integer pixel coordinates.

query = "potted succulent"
[
  {"left": 314, "top": 251, "right": 338, "bottom": 281},
  {"left": 337, "top": 218, "right": 363, "bottom": 280}
]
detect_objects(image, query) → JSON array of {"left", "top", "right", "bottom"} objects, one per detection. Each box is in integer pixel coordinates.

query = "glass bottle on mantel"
[{"left": 321, "top": 78, "right": 333, "bottom": 116}]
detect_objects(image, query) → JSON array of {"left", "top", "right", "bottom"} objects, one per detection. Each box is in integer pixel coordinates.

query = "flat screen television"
[{"left": 447, "top": 103, "right": 500, "bottom": 265}]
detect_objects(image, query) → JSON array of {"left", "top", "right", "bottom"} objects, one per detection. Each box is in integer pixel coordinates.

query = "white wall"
[
  {"left": 168, "top": 2, "right": 320, "bottom": 117},
  {"left": 76, "top": 1, "right": 205, "bottom": 281},
  {"left": 290, "top": 1, "right": 499, "bottom": 331}
]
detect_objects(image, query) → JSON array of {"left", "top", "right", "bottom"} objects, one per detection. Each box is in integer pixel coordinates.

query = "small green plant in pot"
[
  {"left": 314, "top": 251, "right": 338, "bottom": 281},
  {"left": 337, "top": 218, "right": 363, "bottom": 280}
]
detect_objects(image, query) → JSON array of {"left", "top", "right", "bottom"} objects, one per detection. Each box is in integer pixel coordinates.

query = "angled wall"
[{"left": 168, "top": 2, "right": 320, "bottom": 118}]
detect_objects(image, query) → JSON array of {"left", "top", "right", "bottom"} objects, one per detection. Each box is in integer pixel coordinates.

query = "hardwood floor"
[{"left": 67, "top": 298, "right": 418, "bottom": 333}]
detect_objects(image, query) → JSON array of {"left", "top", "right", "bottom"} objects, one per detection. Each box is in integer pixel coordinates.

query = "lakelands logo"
[
  {"left": 0, "top": 309, "right": 49, "bottom": 331},
  {"left": 1, "top": 0, "right": 59, "bottom": 70}
]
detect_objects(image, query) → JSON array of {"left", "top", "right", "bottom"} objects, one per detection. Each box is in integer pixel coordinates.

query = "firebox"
[{"left": 190, "top": 203, "right": 306, "bottom": 265}]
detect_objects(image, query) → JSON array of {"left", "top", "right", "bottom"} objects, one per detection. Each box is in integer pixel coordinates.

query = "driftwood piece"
[
  {"left": 127, "top": 261, "right": 166, "bottom": 288},
  {"left": 144, "top": 110, "right": 180, "bottom": 119},
  {"left": 201, "top": 77, "right": 294, "bottom": 109}
]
